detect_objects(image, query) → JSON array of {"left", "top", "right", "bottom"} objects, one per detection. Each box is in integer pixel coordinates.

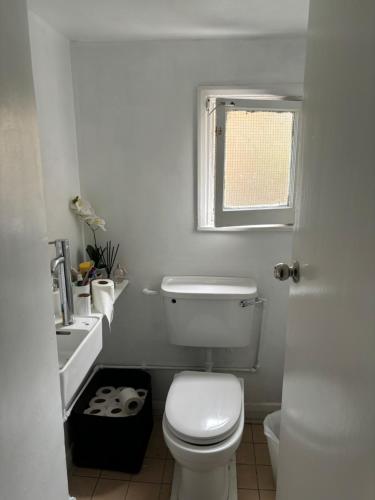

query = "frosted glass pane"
[{"left": 223, "top": 110, "right": 294, "bottom": 209}]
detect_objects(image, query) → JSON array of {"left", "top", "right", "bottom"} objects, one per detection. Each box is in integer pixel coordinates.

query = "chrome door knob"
[{"left": 274, "top": 262, "right": 300, "bottom": 283}]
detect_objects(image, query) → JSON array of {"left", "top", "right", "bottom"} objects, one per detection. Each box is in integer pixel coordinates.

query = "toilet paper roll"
[
  {"left": 92, "top": 279, "right": 115, "bottom": 325},
  {"left": 105, "top": 405, "right": 128, "bottom": 417},
  {"left": 106, "top": 387, "right": 128, "bottom": 405},
  {"left": 89, "top": 396, "right": 111, "bottom": 408},
  {"left": 75, "top": 293, "right": 91, "bottom": 316},
  {"left": 73, "top": 284, "right": 90, "bottom": 296},
  {"left": 118, "top": 388, "right": 144, "bottom": 415},
  {"left": 135, "top": 389, "right": 148, "bottom": 400},
  {"left": 109, "top": 395, "right": 121, "bottom": 405},
  {"left": 84, "top": 407, "right": 106, "bottom": 416},
  {"left": 73, "top": 284, "right": 90, "bottom": 312},
  {"left": 96, "top": 386, "right": 117, "bottom": 397}
]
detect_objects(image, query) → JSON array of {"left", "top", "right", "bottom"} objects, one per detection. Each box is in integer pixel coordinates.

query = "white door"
[
  {"left": 0, "top": 1, "right": 69, "bottom": 499},
  {"left": 276, "top": 1, "right": 375, "bottom": 499}
]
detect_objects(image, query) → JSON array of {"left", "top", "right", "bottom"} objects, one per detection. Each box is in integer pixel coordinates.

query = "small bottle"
[{"left": 113, "top": 264, "right": 127, "bottom": 285}]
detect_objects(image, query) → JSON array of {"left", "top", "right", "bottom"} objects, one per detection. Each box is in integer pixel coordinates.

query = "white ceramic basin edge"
[{"left": 56, "top": 316, "right": 103, "bottom": 410}]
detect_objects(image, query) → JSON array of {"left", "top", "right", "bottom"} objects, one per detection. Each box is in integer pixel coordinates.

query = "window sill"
[{"left": 197, "top": 224, "right": 294, "bottom": 233}]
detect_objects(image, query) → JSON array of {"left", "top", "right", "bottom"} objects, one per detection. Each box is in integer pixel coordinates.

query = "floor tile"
[
  {"left": 146, "top": 435, "right": 168, "bottom": 459},
  {"left": 71, "top": 465, "right": 101, "bottom": 478},
  {"left": 126, "top": 482, "right": 160, "bottom": 500},
  {"left": 68, "top": 475, "right": 98, "bottom": 499},
  {"left": 93, "top": 479, "right": 129, "bottom": 499},
  {"left": 145, "top": 420, "right": 168, "bottom": 459},
  {"left": 256, "top": 466, "right": 275, "bottom": 490},
  {"left": 152, "top": 419, "right": 164, "bottom": 437},
  {"left": 251, "top": 424, "right": 267, "bottom": 444},
  {"left": 237, "top": 442, "right": 255, "bottom": 464},
  {"left": 242, "top": 423, "right": 252, "bottom": 443},
  {"left": 236, "top": 464, "right": 258, "bottom": 490},
  {"left": 131, "top": 458, "right": 164, "bottom": 483},
  {"left": 101, "top": 470, "right": 132, "bottom": 481},
  {"left": 237, "top": 490, "right": 260, "bottom": 500},
  {"left": 259, "top": 491, "right": 276, "bottom": 500},
  {"left": 162, "top": 461, "right": 174, "bottom": 484},
  {"left": 159, "top": 484, "right": 172, "bottom": 500},
  {"left": 254, "top": 444, "right": 271, "bottom": 465}
]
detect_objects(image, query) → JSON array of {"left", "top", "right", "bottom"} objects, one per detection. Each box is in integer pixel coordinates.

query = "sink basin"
[{"left": 56, "top": 316, "right": 102, "bottom": 410}]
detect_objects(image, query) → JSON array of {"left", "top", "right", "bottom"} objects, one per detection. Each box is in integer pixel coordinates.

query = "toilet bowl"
[{"left": 162, "top": 371, "right": 244, "bottom": 500}]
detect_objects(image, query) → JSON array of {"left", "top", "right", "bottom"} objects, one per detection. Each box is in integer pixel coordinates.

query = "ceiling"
[{"left": 28, "top": 0, "right": 310, "bottom": 42}]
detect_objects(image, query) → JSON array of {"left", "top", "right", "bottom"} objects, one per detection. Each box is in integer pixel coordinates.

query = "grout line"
[
  {"left": 90, "top": 475, "right": 101, "bottom": 499},
  {"left": 98, "top": 477, "right": 131, "bottom": 482},
  {"left": 123, "top": 481, "right": 129, "bottom": 500},
  {"left": 70, "top": 466, "right": 101, "bottom": 479},
  {"left": 251, "top": 423, "right": 255, "bottom": 443},
  {"left": 129, "top": 480, "right": 166, "bottom": 484},
  {"left": 255, "top": 462, "right": 260, "bottom": 491},
  {"left": 71, "top": 473, "right": 101, "bottom": 479},
  {"left": 161, "top": 460, "right": 167, "bottom": 485}
]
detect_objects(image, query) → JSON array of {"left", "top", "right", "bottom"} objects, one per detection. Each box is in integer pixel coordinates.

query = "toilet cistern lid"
[
  {"left": 161, "top": 276, "right": 257, "bottom": 300},
  {"left": 165, "top": 371, "right": 242, "bottom": 445}
]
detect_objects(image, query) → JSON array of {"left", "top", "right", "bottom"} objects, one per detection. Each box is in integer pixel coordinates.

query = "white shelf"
[
  {"left": 114, "top": 279, "right": 129, "bottom": 302},
  {"left": 55, "top": 280, "right": 129, "bottom": 323}
]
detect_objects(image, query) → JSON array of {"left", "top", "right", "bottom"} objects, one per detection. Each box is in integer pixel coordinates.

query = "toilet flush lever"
[
  {"left": 274, "top": 261, "right": 300, "bottom": 283},
  {"left": 239, "top": 297, "right": 265, "bottom": 308}
]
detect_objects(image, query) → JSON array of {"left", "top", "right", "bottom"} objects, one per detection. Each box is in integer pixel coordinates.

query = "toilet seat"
[{"left": 165, "top": 371, "right": 242, "bottom": 446}]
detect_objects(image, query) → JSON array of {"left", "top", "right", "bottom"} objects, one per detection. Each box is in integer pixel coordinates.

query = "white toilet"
[{"left": 161, "top": 276, "right": 258, "bottom": 500}]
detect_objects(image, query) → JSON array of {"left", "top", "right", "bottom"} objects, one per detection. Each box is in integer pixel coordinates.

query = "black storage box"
[{"left": 70, "top": 368, "right": 153, "bottom": 473}]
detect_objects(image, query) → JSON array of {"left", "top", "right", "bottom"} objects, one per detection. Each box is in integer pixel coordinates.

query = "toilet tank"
[{"left": 161, "top": 276, "right": 258, "bottom": 348}]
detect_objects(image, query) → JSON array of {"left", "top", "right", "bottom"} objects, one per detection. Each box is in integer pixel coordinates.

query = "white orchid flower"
[
  {"left": 70, "top": 196, "right": 106, "bottom": 231},
  {"left": 70, "top": 196, "right": 95, "bottom": 217},
  {"left": 85, "top": 216, "right": 106, "bottom": 231}
]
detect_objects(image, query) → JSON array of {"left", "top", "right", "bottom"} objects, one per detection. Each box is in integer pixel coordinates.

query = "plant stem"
[
  {"left": 84, "top": 220, "right": 99, "bottom": 249},
  {"left": 92, "top": 228, "right": 98, "bottom": 248}
]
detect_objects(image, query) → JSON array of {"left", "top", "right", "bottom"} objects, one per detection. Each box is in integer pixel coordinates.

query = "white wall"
[
  {"left": 29, "top": 12, "right": 83, "bottom": 266},
  {"left": 71, "top": 37, "right": 306, "bottom": 417},
  {"left": 0, "top": 1, "right": 68, "bottom": 498}
]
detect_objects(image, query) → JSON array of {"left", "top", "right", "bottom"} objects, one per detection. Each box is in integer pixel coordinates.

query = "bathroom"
[{"left": 0, "top": 1, "right": 374, "bottom": 500}]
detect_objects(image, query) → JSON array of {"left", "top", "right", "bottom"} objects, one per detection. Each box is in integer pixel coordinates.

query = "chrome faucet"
[{"left": 50, "top": 239, "right": 74, "bottom": 325}]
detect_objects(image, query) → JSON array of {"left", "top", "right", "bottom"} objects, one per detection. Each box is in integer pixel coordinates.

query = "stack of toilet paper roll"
[{"left": 84, "top": 386, "right": 148, "bottom": 417}]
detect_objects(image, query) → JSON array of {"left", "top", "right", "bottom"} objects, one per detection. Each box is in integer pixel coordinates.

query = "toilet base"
[{"left": 169, "top": 456, "right": 238, "bottom": 500}]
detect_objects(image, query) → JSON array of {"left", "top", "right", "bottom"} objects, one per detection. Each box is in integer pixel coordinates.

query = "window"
[{"left": 197, "top": 87, "right": 302, "bottom": 230}]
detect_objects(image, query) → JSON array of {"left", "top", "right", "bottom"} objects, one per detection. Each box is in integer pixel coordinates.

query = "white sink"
[{"left": 56, "top": 316, "right": 102, "bottom": 410}]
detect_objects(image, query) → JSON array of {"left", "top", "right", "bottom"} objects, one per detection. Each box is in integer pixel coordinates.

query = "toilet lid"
[{"left": 165, "top": 371, "right": 242, "bottom": 445}]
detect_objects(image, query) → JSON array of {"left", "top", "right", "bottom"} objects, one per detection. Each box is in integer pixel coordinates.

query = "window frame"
[{"left": 197, "top": 86, "right": 303, "bottom": 231}]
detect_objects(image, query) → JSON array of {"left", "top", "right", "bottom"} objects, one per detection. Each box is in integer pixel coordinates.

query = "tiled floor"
[{"left": 69, "top": 421, "right": 275, "bottom": 500}]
